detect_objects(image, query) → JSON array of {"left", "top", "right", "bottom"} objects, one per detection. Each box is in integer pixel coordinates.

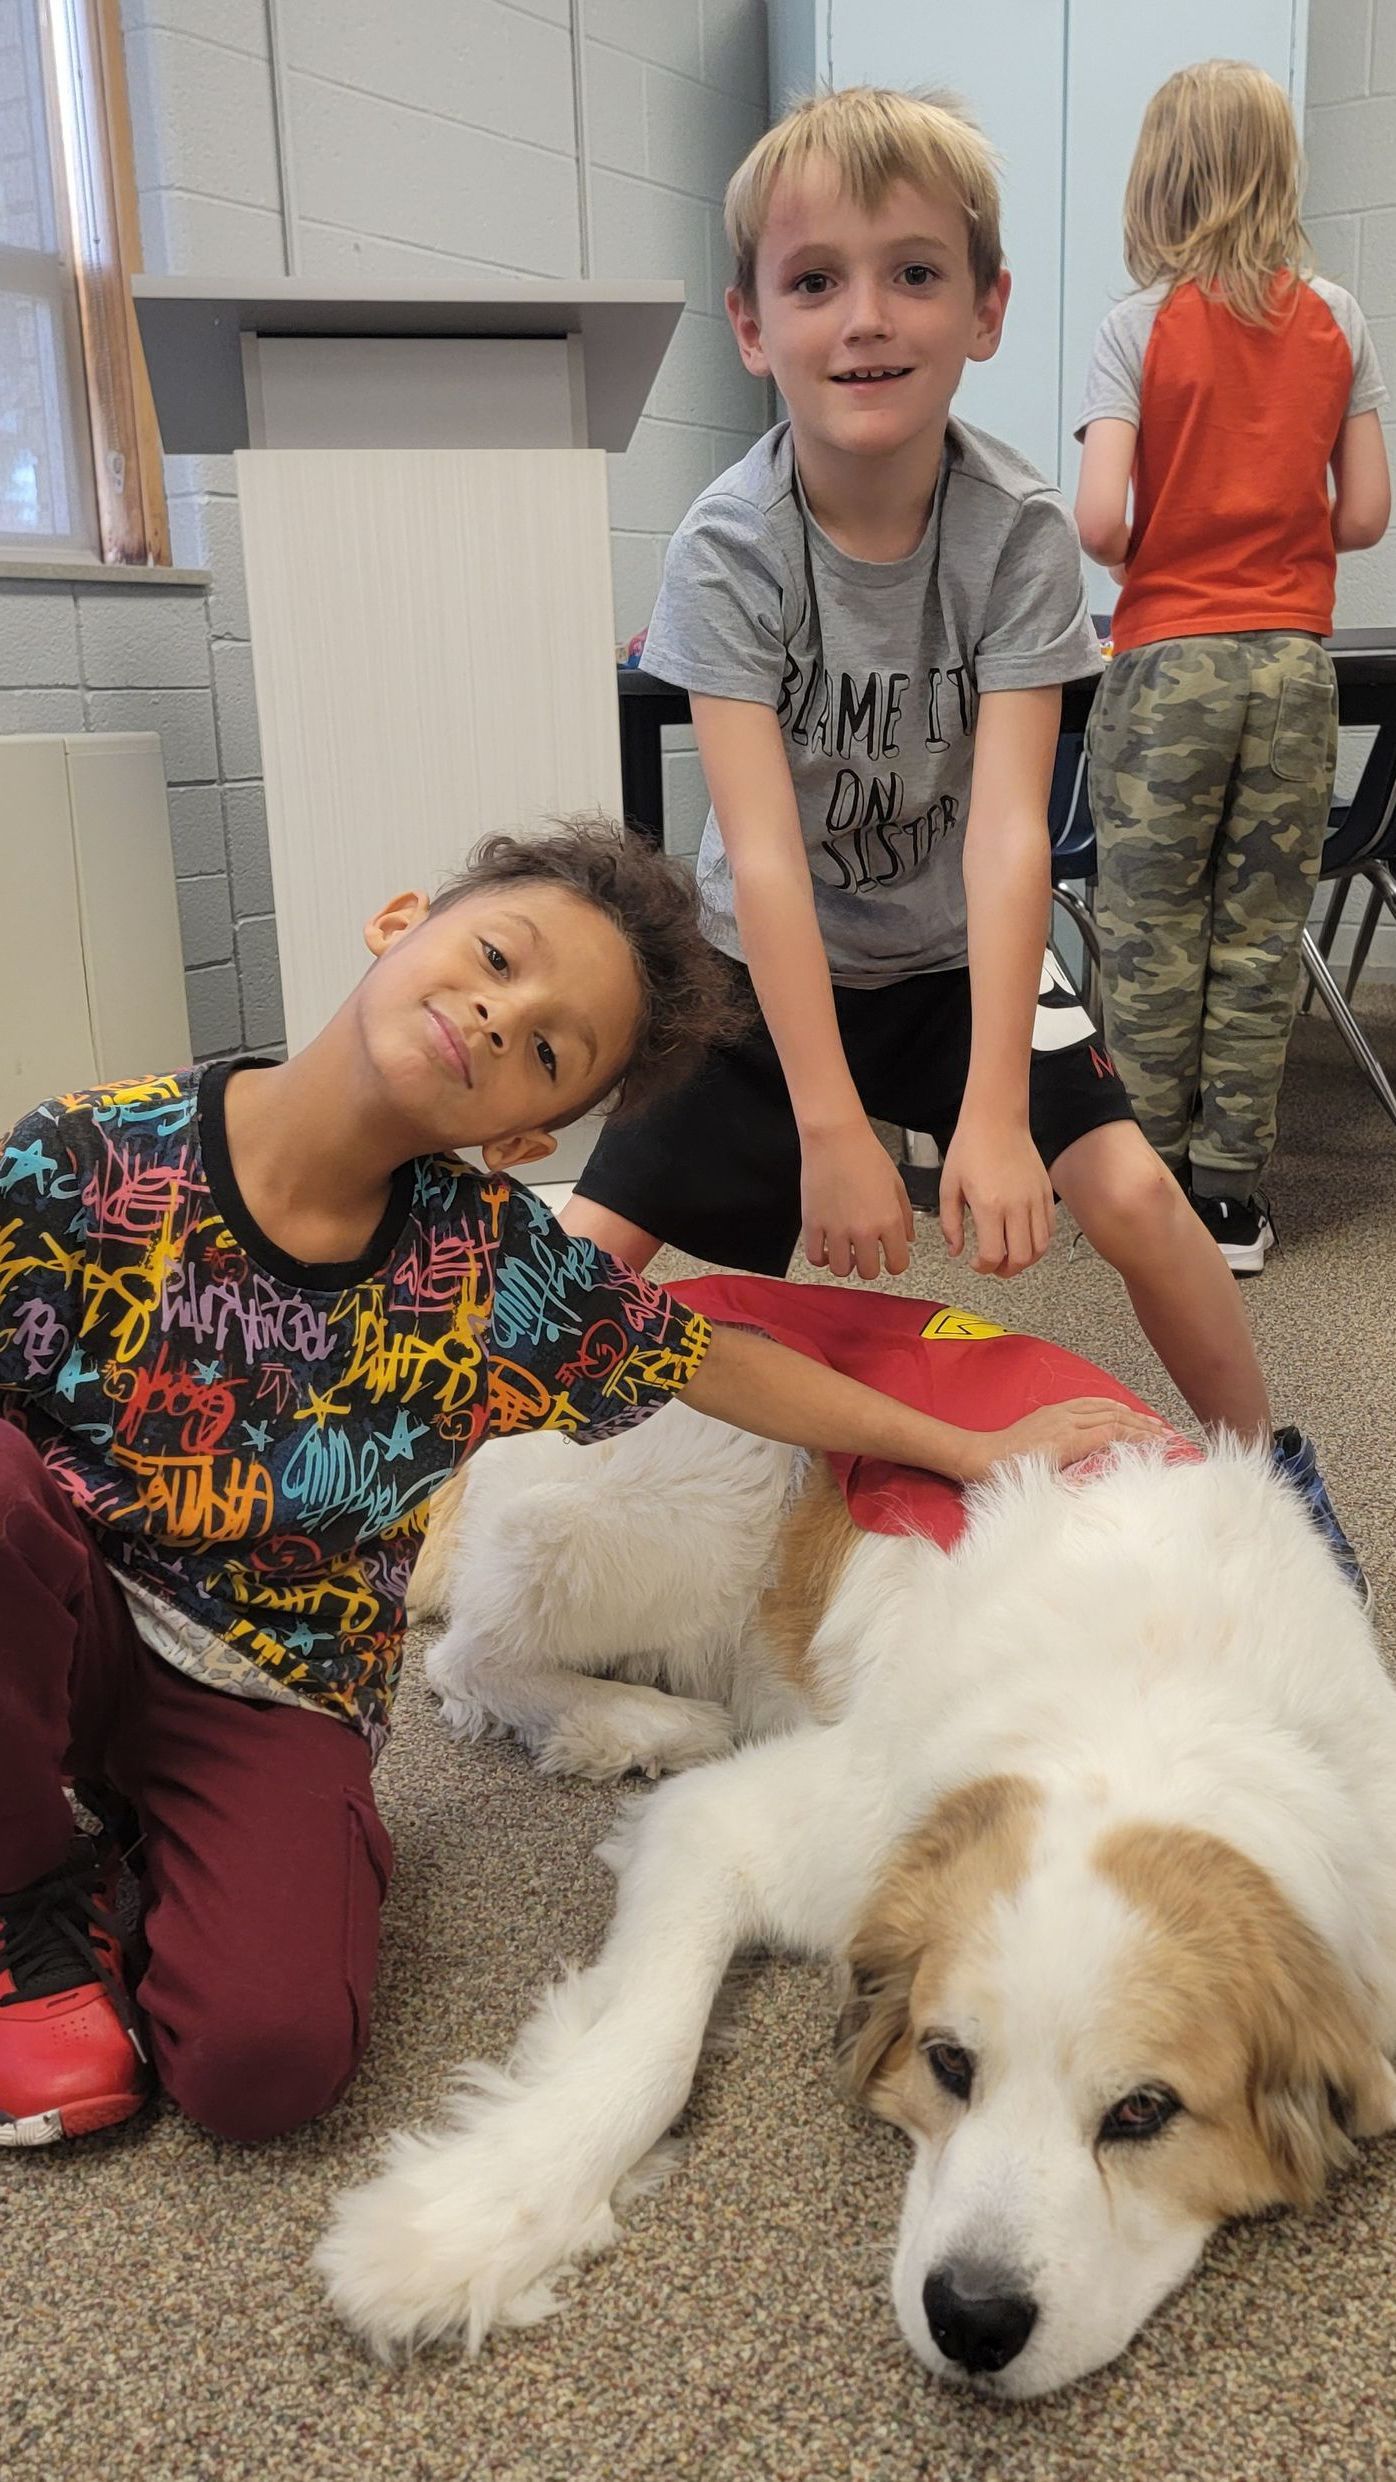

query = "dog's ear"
[
  {"left": 834, "top": 1954, "right": 917, "bottom": 2108},
  {"left": 835, "top": 1774, "right": 1038, "bottom": 2112},
  {"left": 1250, "top": 2027, "right": 1396, "bottom": 2205},
  {"left": 1245, "top": 1918, "right": 1396, "bottom": 2205}
]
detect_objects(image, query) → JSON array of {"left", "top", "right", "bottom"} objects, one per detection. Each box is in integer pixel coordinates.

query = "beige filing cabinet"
[{"left": 1, "top": 732, "right": 192, "bottom": 1133}]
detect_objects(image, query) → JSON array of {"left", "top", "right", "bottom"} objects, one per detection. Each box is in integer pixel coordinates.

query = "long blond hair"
[
  {"left": 724, "top": 86, "right": 1003, "bottom": 304},
  {"left": 1123, "top": 60, "right": 1310, "bottom": 324}
]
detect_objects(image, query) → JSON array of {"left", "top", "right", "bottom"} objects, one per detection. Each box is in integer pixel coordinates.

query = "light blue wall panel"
[
  {"left": 825, "top": 1, "right": 1067, "bottom": 480},
  {"left": 768, "top": 0, "right": 819, "bottom": 116},
  {"left": 1061, "top": 2, "right": 1306, "bottom": 499}
]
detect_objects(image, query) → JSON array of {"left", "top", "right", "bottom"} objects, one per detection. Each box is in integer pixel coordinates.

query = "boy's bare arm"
[
  {"left": 1330, "top": 409, "right": 1391, "bottom": 553},
  {"left": 1074, "top": 419, "right": 1136, "bottom": 567},
  {"left": 941, "top": 684, "right": 1061, "bottom": 1279},
  {"left": 684, "top": 1319, "right": 1166, "bottom": 1484},
  {"left": 690, "top": 693, "right": 914, "bottom": 1282}
]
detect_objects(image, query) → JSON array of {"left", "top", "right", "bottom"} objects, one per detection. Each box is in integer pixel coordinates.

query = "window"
[
  {"left": 0, "top": 0, "right": 95, "bottom": 548},
  {"left": 0, "top": 0, "right": 167, "bottom": 564}
]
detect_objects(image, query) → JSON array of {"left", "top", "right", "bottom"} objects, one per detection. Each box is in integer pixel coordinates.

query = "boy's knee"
[
  {"left": 0, "top": 1416, "right": 46, "bottom": 1484},
  {"left": 1065, "top": 1134, "right": 1189, "bottom": 1272},
  {"left": 0, "top": 1419, "right": 95, "bottom": 1596},
  {"left": 0, "top": 1417, "right": 67, "bottom": 1527},
  {"left": 157, "top": 2006, "right": 365, "bottom": 2144}
]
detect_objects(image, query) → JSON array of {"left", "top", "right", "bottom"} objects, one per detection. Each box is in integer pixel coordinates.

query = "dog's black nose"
[{"left": 923, "top": 2270, "right": 1039, "bottom": 2375}]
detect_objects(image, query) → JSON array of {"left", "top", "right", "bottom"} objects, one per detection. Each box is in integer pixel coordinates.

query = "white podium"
[{"left": 133, "top": 277, "right": 684, "bottom": 1181}]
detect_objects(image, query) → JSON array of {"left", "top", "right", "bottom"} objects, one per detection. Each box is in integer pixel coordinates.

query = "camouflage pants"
[{"left": 1087, "top": 632, "right": 1338, "bottom": 1194}]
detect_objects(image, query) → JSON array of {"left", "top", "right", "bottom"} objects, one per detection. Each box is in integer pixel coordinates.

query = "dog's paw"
[
  {"left": 316, "top": 2124, "right": 618, "bottom": 2359},
  {"left": 431, "top": 1686, "right": 501, "bottom": 1745},
  {"left": 425, "top": 1634, "right": 480, "bottom": 1709},
  {"left": 536, "top": 1693, "right": 737, "bottom": 1783}
]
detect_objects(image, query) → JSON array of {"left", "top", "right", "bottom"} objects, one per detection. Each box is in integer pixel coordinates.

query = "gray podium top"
[{"left": 132, "top": 276, "right": 686, "bottom": 455}]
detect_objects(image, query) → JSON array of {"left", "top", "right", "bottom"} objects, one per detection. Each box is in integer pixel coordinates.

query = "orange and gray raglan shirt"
[
  {"left": 1077, "top": 273, "right": 1387, "bottom": 650},
  {"left": 0, "top": 1063, "right": 711, "bottom": 1752}
]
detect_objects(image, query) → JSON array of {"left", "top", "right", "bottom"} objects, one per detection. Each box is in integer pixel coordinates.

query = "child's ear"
[
  {"left": 726, "top": 284, "right": 770, "bottom": 378},
  {"left": 364, "top": 891, "right": 431, "bottom": 957},
  {"left": 968, "top": 268, "right": 1011, "bottom": 367},
  {"left": 481, "top": 1129, "right": 558, "bottom": 1173}
]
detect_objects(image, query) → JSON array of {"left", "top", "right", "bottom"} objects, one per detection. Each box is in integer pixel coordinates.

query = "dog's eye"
[
  {"left": 1099, "top": 2085, "right": 1181, "bottom": 2143},
  {"left": 923, "top": 2039, "right": 974, "bottom": 2100}
]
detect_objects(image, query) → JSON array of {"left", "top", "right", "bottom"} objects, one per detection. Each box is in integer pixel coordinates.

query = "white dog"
[{"left": 319, "top": 1411, "right": 1396, "bottom": 2397}]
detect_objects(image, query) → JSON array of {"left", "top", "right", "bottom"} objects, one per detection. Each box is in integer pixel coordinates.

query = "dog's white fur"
[
  {"left": 418, "top": 1413, "right": 810, "bottom": 1778},
  {"left": 320, "top": 1413, "right": 1396, "bottom": 2395}
]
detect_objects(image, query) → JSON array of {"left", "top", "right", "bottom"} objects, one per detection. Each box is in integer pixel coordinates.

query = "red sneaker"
[{"left": 0, "top": 1841, "right": 149, "bottom": 2146}]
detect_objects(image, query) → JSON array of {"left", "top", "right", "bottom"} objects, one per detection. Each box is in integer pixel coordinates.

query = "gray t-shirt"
[{"left": 642, "top": 418, "right": 1101, "bottom": 987}]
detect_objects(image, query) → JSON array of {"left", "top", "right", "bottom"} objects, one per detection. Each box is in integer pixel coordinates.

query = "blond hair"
[
  {"left": 724, "top": 86, "right": 1002, "bottom": 304},
  {"left": 1123, "top": 59, "right": 1310, "bottom": 325}
]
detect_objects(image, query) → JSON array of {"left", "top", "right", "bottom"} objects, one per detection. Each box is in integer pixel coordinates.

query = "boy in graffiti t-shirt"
[{"left": 564, "top": 85, "right": 1314, "bottom": 1499}]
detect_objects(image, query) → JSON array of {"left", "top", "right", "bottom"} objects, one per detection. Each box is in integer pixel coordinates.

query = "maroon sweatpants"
[{"left": 0, "top": 1419, "right": 394, "bottom": 2142}]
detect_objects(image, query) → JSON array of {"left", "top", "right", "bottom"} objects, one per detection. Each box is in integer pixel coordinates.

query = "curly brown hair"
[{"left": 427, "top": 816, "right": 750, "bottom": 1122}]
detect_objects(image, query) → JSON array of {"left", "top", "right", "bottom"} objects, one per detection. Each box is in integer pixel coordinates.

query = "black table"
[{"left": 618, "top": 626, "right": 1396, "bottom": 846}]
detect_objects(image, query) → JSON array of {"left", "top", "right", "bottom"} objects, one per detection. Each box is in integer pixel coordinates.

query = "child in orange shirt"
[{"left": 1076, "top": 59, "right": 1389, "bottom": 1276}]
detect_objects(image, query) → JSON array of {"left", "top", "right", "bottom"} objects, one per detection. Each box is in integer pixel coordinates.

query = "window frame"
[
  {"left": 1, "top": 0, "right": 100, "bottom": 551},
  {"left": 1, "top": 0, "right": 169, "bottom": 566}
]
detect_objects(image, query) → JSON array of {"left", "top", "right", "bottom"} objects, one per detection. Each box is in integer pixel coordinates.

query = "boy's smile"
[
  {"left": 728, "top": 169, "right": 1008, "bottom": 528},
  {"left": 424, "top": 1002, "right": 477, "bottom": 1086}
]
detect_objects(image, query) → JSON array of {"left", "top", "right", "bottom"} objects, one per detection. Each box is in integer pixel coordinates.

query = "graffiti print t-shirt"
[
  {"left": 642, "top": 418, "right": 1101, "bottom": 987},
  {"left": 0, "top": 1064, "right": 711, "bottom": 1749}
]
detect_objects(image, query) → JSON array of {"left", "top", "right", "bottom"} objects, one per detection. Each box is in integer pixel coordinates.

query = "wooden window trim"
[{"left": 48, "top": 0, "right": 169, "bottom": 564}]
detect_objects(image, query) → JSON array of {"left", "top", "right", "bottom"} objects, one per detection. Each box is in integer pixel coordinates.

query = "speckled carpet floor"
[{"left": 7, "top": 996, "right": 1396, "bottom": 2482}]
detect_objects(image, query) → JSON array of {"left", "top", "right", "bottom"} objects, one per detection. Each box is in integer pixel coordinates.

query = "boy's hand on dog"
[
  {"left": 801, "top": 1120, "right": 915, "bottom": 1281},
  {"left": 964, "top": 1397, "right": 1171, "bottom": 1482},
  {"left": 939, "top": 1119, "right": 1055, "bottom": 1277}
]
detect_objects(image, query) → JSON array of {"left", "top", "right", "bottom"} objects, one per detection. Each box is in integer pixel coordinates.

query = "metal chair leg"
[
  {"left": 1083, "top": 878, "right": 1102, "bottom": 1022},
  {"left": 1051, "top": 885, "right": 1102, "bottom": 1020},
  {"left": 1367, "top": 858, "right": 1396, "bottom": 914},
  {"left": 1343, "top": 877, "right": 1385, "bottom": 1001},
  {"left": 1301, "top": 928, "right": 1396, "bottom": 1129},
  {"left": 1302, "top": 876, "right": 1353, "bottom": 1014}
]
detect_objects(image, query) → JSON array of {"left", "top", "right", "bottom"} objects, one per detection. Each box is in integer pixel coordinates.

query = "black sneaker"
[
  {"left": 1271, "top": 1429, "right": 1372, "bottom": 1611},
  {"left": 1191, "top": 1190, "right": 1275, "bottom": 1275}
]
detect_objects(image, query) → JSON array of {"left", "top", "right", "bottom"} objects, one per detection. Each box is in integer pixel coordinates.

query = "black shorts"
[{"left": 575, "top": 955, "right": 1138, "bottom": 1276}]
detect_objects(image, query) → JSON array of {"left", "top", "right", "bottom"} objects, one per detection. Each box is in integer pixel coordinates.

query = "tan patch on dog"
[
  {"left": 1098, "top": 1822, "right": 1395, "bottom": 2216},
  {"left": 755, "top": 1455, "right": 859, "bottom": 1703},
  {"left": 405, "top": 1467, "right": 468, "bottom": 1621},
  {"left": 836, "top": 1776, "right": 1041, "bottom": 2120}
]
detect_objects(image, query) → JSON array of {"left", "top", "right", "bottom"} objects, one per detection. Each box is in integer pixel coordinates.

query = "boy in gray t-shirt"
[{"left": 563, "top": 87, "right": 1288, "bottom": 1459}]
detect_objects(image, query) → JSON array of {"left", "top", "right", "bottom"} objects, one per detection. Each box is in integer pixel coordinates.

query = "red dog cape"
[{"left": 669, "top": 1276, "right": 1189, "bottom": 1555}]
